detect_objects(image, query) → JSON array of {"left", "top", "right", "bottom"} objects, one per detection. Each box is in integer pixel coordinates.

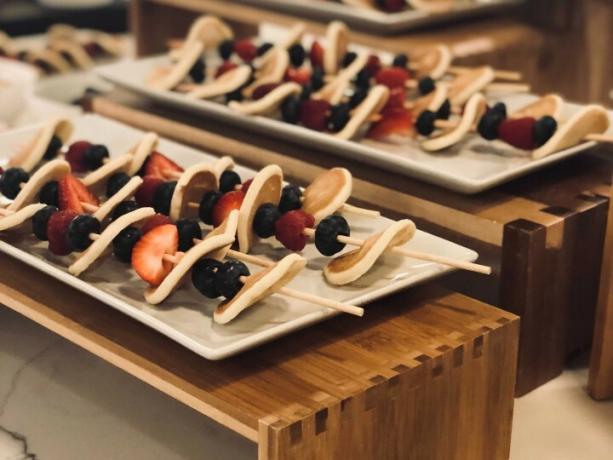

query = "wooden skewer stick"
[
  {"left": 447, "top": 66, "right": 523, "bottom": 81},
  {"left": 17, "top": 182, "right": 100, "bottom": 213},
  {"left": 301, "top": 228, "right": 491, "bottom": 275}
]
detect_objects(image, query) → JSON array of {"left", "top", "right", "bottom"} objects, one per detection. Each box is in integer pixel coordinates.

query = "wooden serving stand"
[
  {"left": 0, "top": 250, "right": 518, "bottom": 459},
  {"left": 87, "top": 93, "right": 611, "bottom": 396},
  {"left": 589, "top": 177, "right": 613, "bottom": 400}
]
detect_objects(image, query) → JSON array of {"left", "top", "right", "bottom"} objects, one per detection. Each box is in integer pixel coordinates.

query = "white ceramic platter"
[
  {"left": 96, "top": 54, "right": 613, "bottom": 194},
  {"left": 233, "top": 0, "right": 524, "bottom": 34},
  {"left": 0, "top": 114, "right": 478, "bottom": 359}
]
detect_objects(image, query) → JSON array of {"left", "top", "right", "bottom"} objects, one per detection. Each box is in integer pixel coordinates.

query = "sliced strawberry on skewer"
[
  {"left": 375, "top": 67, "right": 411, "bottom": 89},
  {"left": 367, "top": 109, "right": 414, "bottom": 141},
  {"left": 381, "top": 87, "right": 406, "bottom": 114},
  {"left": 215, "top": 61, "right": 238, "bottom": 78},
  {"left": 252, "top": 83, "right": 281, "bottom": 100},
  {"left": 240, "top": 179, "right": 253, "bottom": 193},
  {"left": 140, "top": 213, "right": 173, "bottom": 235},
  {"left": 497, "top": 117, "right": 536, "bottom": 150},
  {"left": 131, "top": 223, "right": 179, "bottom": 286},
  {"left": 378, "top": 0, "right": 405, "bottom": 12},
  {"left": 47, "top": 210, "right": 78, "bottom": 256},
  {"left": 212, "top": 190, "right": 245, "bottom": 227},
  {"left": 274, "top": 210, "right": 315, "bottom": 251},
  {"left": 285, "top": 67, "right": 311, "bottom": 86},
  {"left": 235, "top": 39, "right": 258, "bottom": 62},
  {"left": 142, "top": 151, "right": 184, "bottom": 180},
  {"left": 309, "top": 41, "right": 324, "bottom": 68},
  {"left": 364, "top": 55, "right": 382, "bottom": 76},
  {"left": 299, "top": 99, "right": 331, "bottom": 131},
  {"left": 135, "top": 175, "right": 164, "bottom": 207},
  {"left": 65, "top": 140, "right": 92, "bottom": 172},
  {"left": 58, "top": 174, "right": 100, "bottom": 213}
]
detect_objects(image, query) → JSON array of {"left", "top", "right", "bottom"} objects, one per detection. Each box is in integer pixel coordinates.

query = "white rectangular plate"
[
  {"left": 96, "top": 56, "right": 612, "bottom": 194},
  {"left": 234, "top": 0, "right": 524, "bottom": 33},
  {"left": 0, "top": 114, "right": 478, "bottom": 359}
]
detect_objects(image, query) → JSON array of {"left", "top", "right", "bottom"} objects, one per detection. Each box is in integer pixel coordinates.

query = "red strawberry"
[
  {"left": 299, "top": 99, "right": 331, "bottom": 131},
  {"left": 212, "top": 190, "right": 244, "bottom": 227},
  {"left": 234, "top": 39, "right": 257, "bottom": 62},
  {"left": 65, "top": 140, "right": 92, "bottom": 172},
  {"left": 131, "top": 224, "right": 179, "bottom": 286},
  {"left": 252, "top": 83, "right": 280, "bottom": 100},
  {"left": 309, "top": 41, "right": 324, "bottom": 68},
  {"left": 240, "top": 178, "right": 253, "bottom": 193},
  {"left": 364, "top": 55, "right": 382, "bottom": 76},
  {"left": 47, "top": 210, "right": 78, "bottom": 255},
  {"left": 0, "top": 166, "right": 4, "bottom": 175},
  {"left": 135, "top": 175, "right": 164, "bottom": 207},
  {"left": 285, "top": 67, "right": 311, "bottom": 85},
  {"left": 375, "top": 67, "right": 411, "bottom": 89},
  {"left": 274, "top": 210, "right": 315, "bottom": 251},
  {"left": 497, "top": 117, "right": 536, "bottom": 150},
  {"left": 143, "top": 151, "right": 184, "bottom": 180},
  {"left": 381, "top": 87, "right": 406, "bottom": 115},
  {"left": 367, "top": 109, "right": 414, "bottom": 141},
  {"left": 58, "top": 174, "right": 99, "bottom": 213},
  {"left": 379, "top": 0, "right": 405, "bottom": 12},
  {"left": 140, "top": 213, "right": 173, "bottom": 235},
  {"left": 215, "top": 61, "right": 238, "bottom": 78}
]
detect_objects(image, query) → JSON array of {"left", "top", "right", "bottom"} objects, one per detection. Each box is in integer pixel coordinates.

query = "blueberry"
[
  {"left": 189, "top": 58, "right": 206, "bottom": 83},
  {"left": 253, "top": 203, "right": 281, "bottom": 238},
  {"left": 418, "top": 77, "right": 435, "bottom": 95},
  {"left": 199, "top": 191, "right": 222, "bottom": 225},
  {"left": 215, "top": 260, "right": 250, "bottom": 299},
  {"left": 39, "top": 180, "right": 59, "bottom": 207},
  {"left": 315, "top": 215, "right": 350, "bottom": 256},
  {"left": 112, "top": 226, "right": 142, "bottom": 262},
  {"left": 111, "top": 200, "right": 140, "bottom": 221},
  {"left": 311, "top": 66, "right": 325, "bottom": 90},
  {"left": 281, "top": 96, "right": 302, "bottom": 124},
  {"left": 84, "top": 144, "right": 109, "bottom": 170},
  {"left": 354, "top": 69, "right": 371, "bottom": 89},
  {"left": 43, "top": 135, "right": 63, "bottom": 160},
  {"left": 349, "top": 87, "right": 368, "bottom": 108},
  {"left": 279, "top": 185, "right": 302, "bottom": 214},
  {"left": 218, "top": 40, "right": 234, "bottom": 60},
  {"left": 341, "top": 51, "right": 357, "bottom": 68},
  {"left": 477, "top": 110, "right": 506, "bottom": 140},
  {"left": 68, "top": 214, "right": 101, "bottom": 251},
  {"left": 106, "top": 172, "right": 130, "bottom": 197},
  {"left": 533, "top": 116, "right": 558, "bottom": 147},
  {"left": 219, "top": 170, "right": 242, "bottom": 193},
  {"left": 32, "top": 205, "right": 58, "bottom": 241},
  {"left": 491, "top": 102, "right": 507, "bottom": 118},
  {"left": 392, "top": 53, "right": 409, "bottom": 68},
  {"left": 327, "top": 103, "right": 351, "bottom": 132},
  {"left": 176, "top": 218, "right": 202, "bottom": 251},
  {"left": 225, "top": 89, "right": 243, "bottom": 103},
  {"left": 436, "top": 99, "right": 451, "bottom": 120},
  {"left": 192, "top": 258, "right": 223, "bottom": 298},
  {"left": 288, "top": 43, "right": 305, "bottom": 67},
  {"left": 300, "top": 83, "right": 313, "bottom": 101},
  {"left": 257, "top": 42, "right": 274, "bottom": 56},
  {"left": 152, "top": 181, "right": 177, "bottom": 215},
  {"left": 416, "top": 110, "right": 437, "bottom": 136},
  {"left": 0, "top": 167, "right": 29, "bottom": 199}
]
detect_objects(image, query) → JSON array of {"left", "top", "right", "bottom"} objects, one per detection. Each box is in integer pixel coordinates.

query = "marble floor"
[{"left": 1, "top": 306, "right": 612, "bottom": 460}]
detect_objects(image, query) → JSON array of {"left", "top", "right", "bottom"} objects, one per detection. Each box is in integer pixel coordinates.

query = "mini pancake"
[
  {"left": 237, "top": 165, "right": 283, "bottom": 254},
  {"left": 0, "top": 31, "right": 16, "bottom": 56},
  {"left": 149, "top": 41, "right": 204, "bottom": 91},
  {"left": 202, "top": 208, "right": 240, "bottom": 261},
  {"left": 511, "top": 94, "right": 564, "bottom": 120},
  {"left": 229, "top": 82, "right": 301, "bottom": 116},
  {"left": 214, "top": 253, "right": 306, "bottom": 324},
  {"left": 89, "top": 32, "right": 124, "bottom": 57},
  {"left": 68, "top": 207, "right": 155, "bottom": 276},
  {"left": 0, "top": 204, "right": 46, "bottom": 232},
  {"left": 336, "top": 85, "right": 389, "bottom": 140},
  {"left": 323, "top": 21, "right": 349, "bottom": 75},
  {"left": 169, "top": 163, "right": 218, "bottom": 221},
  {"left": 532, "top": 105, "right": 610, "bottom": 160},
  {"left": 49, "top": 39, "right": 94, "bottom": 69},
  {"left": 8, "top": 159, "right": 71, "bottom": 212},
  {"left": 244, "top": 48, "right": 289, "bottom": 95},
  {"left": 212, "top": 156, "right": 235, "bottom": 179},
  {"left": 9, "top": 118, "right": 74, "bottom": 172},
  {"left": 126, "top": 132, "right": 160, "bottom": 176},
  {"left": 93, "top": 176, "right": 143, "bottom": 222},
  {"left": 144, "top": 210, "right": 239, "bottom": 304},
  {"left": 324, "top": 219, "right": 416, "bottom": 285},
  {"left": 421, "top": 92, "right": 487, "bottom": 152},
  {"left": 185, "top": 65, "right": 252, "bottom": 99},
  {"left": 314, "top": 51, "right": 368, "bottom": 104},
  {"left": 47, "top": 24, "right": 78, "bottom": 40},
  {"left": 410, "top": 82, "right": 448, "bottom": 115},
  {"left": 170, "top": 15, "right": 233, "bottom": 61},
  {"left": 448, "top": 66, "right": 494, "bottom": 106},
  {"left": 302, "top": 168, "right": 352, "bottom": 223},
  {"left": 414, "top": 44, "right": 453, "bottom": 80},
  {"left": 81, "top": 153, "right": 133, "bottom": 188},
  {"left": 26, "top": 49, "right": 72, "bottom": 73}
]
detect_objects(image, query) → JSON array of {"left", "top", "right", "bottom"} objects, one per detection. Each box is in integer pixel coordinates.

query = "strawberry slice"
[
  {"left": 381, "top": 87, "right": 406, "bottom": 115},
  {"left": 234, "top": 39, "right": 257, "bottom": 62},
  {"left": 135, "top": 175, "right": 164, "bottom": 207},
  {"left": 143, "top": 151, "right": 184, "bottom": 180},
  {"left": 367, "top": 109, "right": 414, "bottom": 141},
  {"left": 299, "top": 99, "right": 331, "bottom": 131},
  {"left": 140, "top": 213, "right": 173, "bottom": 235},
  {"left": 58, "top": 174, "right": 99, "bottom": 213},
  {"left": 378, "top": 0, "right": 405, "bottom": 12},
  {"left": 497, "top": 117, "right": 536, "bottom": 150},
  {"left": 285, "top": 67, "right": 311, "bottom": 85},
  {"left": 274, "top": 210, "right": 315, "bottom": 251},
  {"left": 364, "top": 54, "right": 382, "bottom": 76},
  {"left": 47, "top": 210, "right": 78, "bottom": 255},
  {"left": 375, "top": 67, "right": 411, "bottom": 89},
  {"left": 215, "top": 61, "right": 238, "bottom": 78},
  {"left": 131, "top": 223, "right": 179, "bottom": 286},
  {"left": 65, "top": 140, "right": 92, "bottom": 172},
  {"left": 309, "top": 41, "right": 324, "bottom": 68},
  {"left": 212, "top": 190, "right": 244, "bottom": 227},
  {"left": 252, "top": 83, "right": 280, "bottom": 100},
  {"left": 240, "top": 179, "right": 253, "bottom": 194}
]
